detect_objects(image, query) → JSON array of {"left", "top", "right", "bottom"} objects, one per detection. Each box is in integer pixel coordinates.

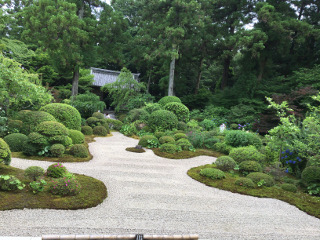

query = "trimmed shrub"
[
  {"left": 159, "top": 136, "right": 175, "bottom": 144},
  {"left": 200, "top": 168, "right": 225, "bottom": 180},
  {"left": 301, "top": 166, "right": 320, "bottom": 185},
  {"left": 281, "top": 183, "right": 297, "bottom": 193},
  {"left": 22, "top": 132, "right": 47, "bottom": 156},
  {"left": 35, "top": 121, "right": 68, "bottom": 138},
  {"left": 24, "top": 166, "right": 45, "bottom": 181},
  {"left": 148, "top": 110, "right": 178, "bottom": 131},
  {"left": 215, "top": 156, "right": 236, "bottom": 171},
  {"left": 7, "top": 119, "right": 23, "bottom": 132},
  {"left": 68, "top": 129, "right": 85, "bottom": 144},
  {"left": 174, "top": 133, "right": 187, "bottom": 141},
  {"left": 225, "top": 130, "right": 262, "bottom": 149},
  {"left": 235, "top": 177, "right": 255, "bottom": 188},
  {"left": 306, "top": 155, "right": 320, "bottom": 167},
  {"left": 100, "top": 120, "right": 110, "bottom": 134},
  {"left": 247, "top": 172, "right": 275, "bottom": 187},
  {"left": 125, "top": 108, "right": 149, "bottom": 123},
  {"left": 0, "top": 138, "right": 11, "bottom": 165},
  {"left": 4, "top": 133, "right": 28, "bottom": 152},
  {"left": 138, "top": 135, "right": 158, "bottom": 147},
  {"left": 49, "top": 176, "right": 81, "bottom": 196},
  {"left": 164, "top": 102, "right": 190, "bottom": 122},
  {"left": 86, "top": 117, "right": 101, "bottom": 128},
  {"left": 213, "top": 142, "right": 233, "bottom": 154},
  {"left": 40, "top": 103, "right": 81, "bottom": 130},
  {"left": 69, "top": 144, "right": 88, "bottom": 158},
  {"left": 92, "top": 112, "right": 105, "bottom": 119},
  {"left": 103, "top": 119, "right": 123, "bottom": 130},
  {"left": 176, "top": 138, "right": 193, "bottom": 150},
  {"left": 177, "top": 121, "right": 187, "bottom": 131},
  {"left": 46, "top": 163, "right": 68, "bottom": 178},
  {"left": 50, "top": 144, "right": 65, "bottom": 157},
  {"left": 144, "top": 103, "right": 162, "bottom": 113},
  {"left": 229, "top": 146, "right": 265, "bottom": 163},
  {"left": 239, "top": 161, "right": 262, "bottom": 174},
  {"left": 199, "top": 119, "right": 216, "bottom": 131},
  {"left": 160, "top": 143, "right": 178, "bottom": 154},
  {"left": 158, "top": 96, "right": 181, "bottom": 106},
  {"left": 154, "top": 131, "right": 165, "bottom": 139},
  {"left": 93, "top": 126, "right": 108, "bottom": 136},
  {"left": 81, "top": 126, "right": 93, "bottom": 135},
  {"left": 0, "top": 175, "right": 24, "bottom": 191},
  {"left": 204, "top": 137, "right": 220, "bottom": 149}
]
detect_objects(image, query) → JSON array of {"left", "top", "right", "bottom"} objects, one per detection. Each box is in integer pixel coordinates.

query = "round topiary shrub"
[
  {"left": 22, "top": 132, "right": 48, "bottom": 156},
  {"left": 46, "top": 163, "right": 68, "bottom": 178},
  {"left": 138, "top": 135, "right": 158, "bottom": 147},
  {"left": 0, "top": 138, "right": 11, "bottom": 165},
  {"left": 225, "top": 130, "right": 262, "bottom": 149},
  {"left": 281, "top": 183, "right": 297, "bottom": 193},
  {"left": 104, "top": 119, "right": 123, "bottom": 130},
  {"left": 16, "top": 110, "right": 56, "bottom": 135},
  {"left": 0, "top": 175, "right": 24, "bottom": 191},
  {"left": 177, "top": 121, "right": 187, "bottom": 131},
  {"left": 229, "top": 146, "right": 265, "bottom": 163},
  {"left": 154, "top": 131, "right": 165, "bottom": 139},
  {"left": 159, "top": 136, "right": 175, "bottom": 145},
  {"left": 81, "top": 126, "right": 93, "bottom": 135},
  {"left": 49, "top": 176, "right": 81, "bottom": 196},
  {"left": 176, "top": 138, "right": 193, "bottom": 150},
  {"left": 301, "top": 166, "right": 320, "bottom": 185},
  {"left": 239, "top": 161, "right": 262, "bottom": 174},
  {"left": 160, "top": 143, "right": 178, "bottom": 154},
  {"left": 215, "top": 156, "right": 237, "bottom": 171},
  {"left": 24, "top": 166, "right": 45, "bottom": 181},
  {"left": 35, "top": 121, "right": 68, "bottom": 138},
  {"left": 213, "top": 142, "right": 233, "bottom": 154},
  {"left": 93, "top": 126, "right": 108, "bottom": 136},
  {"left": 7, "top": 119, "right": 23, "bottom": 132},
  {"left": 92, "top": 112, "right": 105, "bottom": 119},
  {"left": 4, "top": 133, "right": 28, "bottom": 152},
  {"left": 148, "top": 110, "right": 178, "bottom": 132},
  {"left": 100, "top": 120, "right": 110, "bottom": 134},
  {"left": 68, "top": 129, "right": 85, "bottom": 144},
  {"left": 86, "top": 117, "right": 101, "bottom": 128},
  {"left": 50, "top": 144, "right": 65, "bottom": 157},
  {"left": 40, "top": 103, "right": 81, "bottom": 130},
  {"left": 200, "top": 168, "right": 225, "bottom": 180},
  {"left": 158, "top": 96, "right": 181, "bottom": 106},
  {"left": 174, "top": 133, "right": 187, "bottom": 141},
  {"left": 144, "top": 103, "right": 162, "bottom": 113},
  {"left": 164, "top": 102, "right": 190, "bottom": 122},
  {"left": 246, "top": 172, "right": 275, "bottom": 187},
  {"left": 69, "top": 144, "right": 89, "bottom": 158},
  {"left": 235, "top": 177, "right": 255, "bottom": 188}
]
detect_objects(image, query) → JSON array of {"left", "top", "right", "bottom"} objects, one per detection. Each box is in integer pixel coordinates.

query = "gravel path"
[{"left": 1, "top": 132, "right": 320, "bottom": 239}]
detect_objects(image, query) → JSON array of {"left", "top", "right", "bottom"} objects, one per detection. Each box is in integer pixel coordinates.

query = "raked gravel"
[{"left": 1, "top": 132, "right": 320, "bottom": 240}]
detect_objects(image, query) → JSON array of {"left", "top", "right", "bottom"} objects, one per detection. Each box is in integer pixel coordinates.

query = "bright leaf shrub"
[
  {"left": 176, "top": 138, "right": 193, "bottom": 150},
  {"left": 50, "top": 144, "right": 65, "bottom": 157},
  {"left": 144, "top": 103, "right": 162, "bottom": 113},
  {"left": 229, "top": 146, "right": 265, "bottom": 163},
  {"left": 0, "top": 138, "right": 11, "bottom": 165},
  {"left": 46, "top": 163, "right": 68, "bottom": 178},
  {"left": 0, "top": 175, "right": 24, "bottom": 191},
  {"left": 49, "top": 176, "right": 81, "bottom": 196},
  {"left": 200, "top": 168, "right": 225, "bottom": 180},
  {"left": 86, "top": 117, "right": 100, "bottom": 128},
  {"left": 81, "top": 126, "right": 93, "bottom": 135},
  {"left": 40, "top": 103, "right": 81, "bottom": 130},
  {"left": 148, "top": 110, "right": 178, "bottom": 131},
  {"left": 69, "top": 144, "right": 88, "bottom": 158},
  {"left": 138, "top": 135, "right": 158, "bottom": 147},
  {"left": 225, "top": 130, "right": 262, "bottom": 149},
  {"left": 36, "top": 121, "right": 68, "bottom": 138},
  {"left": 239, "top": 161, "right": 262, "bottom": 174},
  {"left": 92, "top": 112, "right": 104, "bottom": 119},
  {"left": 159, "top": 136, "right": 175, "bottom": 145},
  {"left": 68, "top": 129, "right": 85, "bottom": 144},
  {"left": 93, "top": 126, "right": 108, "bottom": 136},
  {"left": 246, "top": 172, "right": 275, "bottom": 187},
  {"left": 213, "top": 142, "right": 233, "bottom": 154},
  {"left": 4, "top": 133, "right": 28, "bottom": 152},
  {"left": 158, "top": 96, "right": 181, "bottom": 106},
  {"left": 235, "top": 177, "right": 255, "bottom": 188},
  {"left": 24, "top": 166, "right": 45, "bottom": 181},
  {"left": 160, "top": 143, "right": 178, "bottom": 154},
  {"left": 301, "top": 166, "right": 320, "bottom": 185},
  {"left": 164, "top": 102, "right": 190, "bottom": 122},
  {"left": 281, "top": 183, "right": 297, "bottom": 193},
  {"left": 120, "top": 124, "right": 137, "bottom": 136},
  {"left": 199, "top": 119, "right": 216, "bottom": 131},
  {"left": 174, "top": 133, "right": 187, "bottom": 141},
  {"left": 215, "top": 156, "right": 236, "bottom": 171}
]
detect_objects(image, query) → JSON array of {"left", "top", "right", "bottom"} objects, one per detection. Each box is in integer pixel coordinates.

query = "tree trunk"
[
  {"left": 71, "top": 65, "right": 79, "bottom": 97},
  {"left": 168, "top": 48, "right": 176, "bottom": 96},
  {"left": 257, "top": 58, "right": 266, "bottom": 83},
  {"left": 221, "top": 56, "right": 231, "bottom": 89},
  {"left": 195, "top": 57, "right": 204, "bottom": 94},
  {"left": 147, "top": 72, "right": 151, "bottom": 93}
]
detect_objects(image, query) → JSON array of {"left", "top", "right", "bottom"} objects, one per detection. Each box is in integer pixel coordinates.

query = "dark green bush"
[
  {"left": 229, "top": 146, "right": 265, "bottom": 163},
  {"left": 177, "top": 121, "right": 187, "bottom": 131},
  {"left": 213, "top": 142, "right": 233, "bottom": 154},
  {"left": 69, "top": 144, "right": 89, "bottom": 158},
  {"left": 81, "top": 126, "right": 93, "bottom": 135},
  {"left": 49, "top": 176, "right": 81, "bottom": 196},
  {"left": 199, "top": 119, "right": 216, "bottom": 131},
  {"left": 4, "top": 133, "right": 28, "bottom": 152},
  {"left": 93, "top": 126, "right": 108, "bottom": 136},
  {"left": 92, "top": 112, "right": 105, "bottom": 119},
  {"left": 239, "top": 161, "right": 262, "bottom": 174},
  {"left": 160, "top": 143, "right": 178, "bottom": 153},
  {"left": 306, "top": 155, "right": 320, "bottom": 167},
  {"left": 23, "top": 132, "right": 47, "bottom": 156},
  {"left": 68, "top": 129, "right": 85, "bottom": 144},
  {"left": 235, "top": 177, "right": 255, "bottom": 188},
  {"left": 158, "top": 96, "right": 181, "bottom": 106},
  {"left": 200, "top": 168, "right": 225, "bottom": 180},
  {"left": 138, "top": 135, "right": 158, "bottom": 147},
  {"left": 50, "top": 144, "right": 65, "bottom": 157},
  {"left": 35, "top": 121, "right": 68, "bottom": 138},
  {"left": 7, "top": 119, "right": 23, "bottom": 132},
  {"left": 148, "top": 110, "right": 178, "bottom": 131},
  {"left": 120, "top": 124, "right": 137, "bottom": 136},
  {"left": 225, "top": 130, "right": 262, "bottom": 149},
  {"left": 154, "top": 131, "right": 165, "bottom": 139},
  {"left": 99, "top": 120, "right": 111, "bottom": 134},
  {"left": 174, "top": 133, "right": 187, "bottom": 141},
  {"left": 301, "top": 166, "right": 320, "bottom": 185},
  {"left": 40, "top": 103, "right": 81, "bottom": 130},
  {"left": 0, "top": 175, "right": 24, "bottom": 191},
  {"left": 103, "top": 119, "right": 123, "bottom": 130},
  {"left": 159, "top": 136, "right": 175, "bottom": 144},
  {"left": 176, "top": 138, "right": 193, "bottom": 150},
  {"left": 204, "top": 137, "right": 220, "bottom": 149},
  {"left": 46, "top": 163, "right": 68, "bottom": 178},
  {"left": 247, "top": 172, "right": 275, "bottom": 187},
  {"left": 24, "top": 166, "right": 45, "bottom": 181},
  {"left": 215, "top": 156, "right": 236, "bottom": 171},
  {"left": 164, "top": 102, "right": 190, "bottom": 122},
  {"left": 0, "top": 138, "right": 11, "bottom": 165},
  {"left": 144, "top": 103, "right": 162, "bottom": 113},
  {"left": 281, "top": 183, "right": 297, "bottom": 193},
  {"left": 125, "top": 108, "right": 149, "bottom": 123},
  {"left": 86, "top": 117, "right": 100, "bottom": 128},
  {"left": 230, "top": 123, "right": 239, "bottom": 130}
]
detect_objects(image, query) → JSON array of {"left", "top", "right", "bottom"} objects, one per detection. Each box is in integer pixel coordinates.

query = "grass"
[
  {"left": 188, "top": 164, "right": 320, "bottom": 219},
  {"left": 0, "top": 164, "right": 107, "bottom": 210},
  {"left": 152, "top": 148, "right": 225, "bottom": 159}
]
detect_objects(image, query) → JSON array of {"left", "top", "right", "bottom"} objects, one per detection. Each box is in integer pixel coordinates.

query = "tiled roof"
[{"left": 90, "top": 67, "right": 140, "bottom": 87}]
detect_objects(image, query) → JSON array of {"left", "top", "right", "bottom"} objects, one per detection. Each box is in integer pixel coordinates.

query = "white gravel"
[{"left": 1, "top": 132, "right": 320, "bottom": 240}]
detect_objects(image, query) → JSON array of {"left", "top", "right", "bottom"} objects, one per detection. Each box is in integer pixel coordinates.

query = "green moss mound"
[
  {"left": 159, "top": 136, "right": 175, "bottom": 144},
  {"left": 301, "top": 166, "right": 320, "bottom": 185},
  {"left": 235, "top": 177, "right": 256, "bottom": 188},
  {"left": 281, "top": 183, "right": 298, "bottom": 193},
  {"left": 215, "top": 156, "right": 236, "bottom": 171},
  {"left": 229, "top": 146, "right": 265, "bottom": 163},
  {"left": 40, "top": 103, "right": 81, "bottom": 131},
  {"left": 225, "top": 130, "right": 262, "bottom": 149},
  {"left": 4, "top": 133, "right": 28, "bottom": 152},
  {"left": 239, "top": 161, "right": 262, "bottom": 173},
  {"left": 81, "top": 126, "right": 93, "bottom": 135},
  {"left": 148, "top": 110, "right": 178, "bottom": 132},
  {"left": 158, "top": 96, "right": 181, "bottom": 106},
  {"left": 200, "top": 168, "right": 225, "bottom": 180},
  {"left": 0, "top": 138, "right": 11, "bottom": 165},
  {"left": 93, "top": 126, "right": 108, "bottom": 136},
  {"left": 164, "top": 102, "right": 190, "bottom": 122},
  {"left": 69, "top": 144, "right": 89, "bottom": 158},
  {"left": 92, "top": 112, "right": 105, "bottom": 119},
  {"left": 247, "top": 172, "right": 275, "bottom": 187},
  {"left": 68, "top": 129, "right": 85, "bottom": 144},
  {"left": 138, "top": 135, "right": 158, "bottom": 147}
]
